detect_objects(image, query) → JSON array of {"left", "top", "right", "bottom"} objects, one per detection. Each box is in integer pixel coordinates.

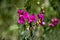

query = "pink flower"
[
  {"left": 37, "top": 13, "right": 44, "bottom": 21},
  {"left": 23, "top": 12, "right": 29, "bottom": 19},
  {"left": 28, "top": 14, "right": 37, "bottom": 23},
  {"left": 51, "top": 18, "right": 59, "bottom": 25},
  {"left": 17, "top": 9, "right": 31, "bottom": 24},
  {"left": 18, "top": 16, "right": 25, "bottom": 24},
  {"left": 17, "top": 9, "right": 25, "bottom": 16},
  {"left": 48, "top": 23, "right": 55, "bottom": 27}
]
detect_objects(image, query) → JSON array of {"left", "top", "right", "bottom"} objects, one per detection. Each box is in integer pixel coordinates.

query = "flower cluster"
[
  {"left": 17, "top": 9, "right": 46, "bottom": 26},
  {"left": 48, "top": 18, "right": 59, "bottom": 27},
  {"left": 17, "top": 9, "right": 59, "bottom": 27},
  {"left": 18, "top": 9, "right": 29, "bottom": 24}
]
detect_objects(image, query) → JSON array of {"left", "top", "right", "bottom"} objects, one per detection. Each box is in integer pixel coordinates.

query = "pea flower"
[
  {"left": 51, "top": 18, "right": 59, "bottom": 25},
  {"left": 37, "top": 13, "right": 44, "bottom": 21},
  {"left": 23, "top": 12, "right": 29, "bottom": 19},
  {"left": 18, "top": 16, "right": 25, "bottom": 24},
  {"left": 28, "top": 14, "right": 37, "bottom": 23},
  {"left": 48, "top": 23, "right": 55, "bottom": 27},
  {"left": 17, "top": 9, "right": 25, "bottom": 17}
]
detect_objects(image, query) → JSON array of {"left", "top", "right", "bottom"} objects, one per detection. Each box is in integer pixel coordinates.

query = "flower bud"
[
  {"left": 48, "top": 23, "right": 55, "bottom": 27},
  {"left": 40, "top": 21, "right": 45, "bottom": 26}
]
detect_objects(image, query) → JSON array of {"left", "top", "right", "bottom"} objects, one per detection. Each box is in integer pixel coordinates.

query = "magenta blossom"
[
  {"left": 28, "top": 14, "right": 37, "bottom": 23},
  {"left": 18, "top": 16, "right": 25, "bottom": 24},
  {"left": 37, "top": 13, "right": 44, "bottom": 21},
  {"left": 23, "top": 12, "right": 29, "bottom": 19},
  {"left": 17, "top": 9, "right": 25, "bottom": 16},
  {"left": 48, "top": 23, "right": 54, "bottom": 27},
  {"left": 51, "top": 18, "right": 59, "bottom": 25}
]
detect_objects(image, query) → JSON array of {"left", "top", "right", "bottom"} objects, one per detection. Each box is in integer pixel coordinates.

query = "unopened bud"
[
  {"left": 42, "top": 10, "right": 45, "bottom": 14},
  {"left": 41, "top": 6, "right": 44, "bottom": 11},
  {"left": 26, "top": 27, "right": 30, "bottom": 31}
]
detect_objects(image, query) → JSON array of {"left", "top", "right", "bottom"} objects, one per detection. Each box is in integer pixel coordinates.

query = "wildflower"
[
  {"left": 18, "top": 16, "right": 25, "bottom": 24},
  {"left": 37, "top": 13, "right": 44, "bottom": 21},
  {"left": 51, "top": 18, "right": 59, "bottom": 25},
  {"left": 48, "top": 23, "right": 54, "bottom": 27},
  {"left": 28, "top": 14, "right": 37, "bottom": 23},
  {"left": 23, "top": 12, "right": 29, "bottom": 19},
  {"left": 17, "top": 9, "right": 25, "bottom": 16}
]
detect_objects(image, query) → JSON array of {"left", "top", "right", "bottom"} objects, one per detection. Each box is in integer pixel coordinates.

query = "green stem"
[{"left": 17, "top": 29, "right": 20, "bottom": 40}]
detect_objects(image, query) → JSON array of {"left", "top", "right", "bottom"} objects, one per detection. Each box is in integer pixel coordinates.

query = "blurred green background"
[{"left": 0, "top": 0, "right": 60, "bottom": 40}]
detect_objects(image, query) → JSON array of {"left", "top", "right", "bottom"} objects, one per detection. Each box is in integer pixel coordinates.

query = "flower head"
[
  {"left": 23, "top": 12, "right": 29, "bottom": 19},
  {"left": 37, "top": 13, "right": 44, "bottom": 21},
  {"left": 51, "top": 18, "right": 59, "bottom": 25},
  {"left": 28, "top": 14, "right": 37, "bottom": 23},
  {"left": 18, "top": 16, "right": 25, "bottom": 24},
  {"left": 17, "top": 9, "right": 25, "bottom": 16}
]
